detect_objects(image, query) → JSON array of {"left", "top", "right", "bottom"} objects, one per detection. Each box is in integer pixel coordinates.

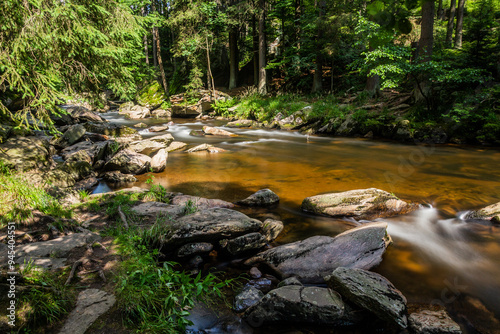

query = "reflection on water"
[{"left": 102, "top": 114, "right": 500, "bottom": 332}]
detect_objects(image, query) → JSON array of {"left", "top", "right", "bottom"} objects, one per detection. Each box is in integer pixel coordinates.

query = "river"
[{"left": 100, "top": 112, "right": 500, "bottom": 333}]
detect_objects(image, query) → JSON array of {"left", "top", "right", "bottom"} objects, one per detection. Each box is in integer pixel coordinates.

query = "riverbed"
[{"left": 101, "top": 112, "right": 500, "bottom": 333}]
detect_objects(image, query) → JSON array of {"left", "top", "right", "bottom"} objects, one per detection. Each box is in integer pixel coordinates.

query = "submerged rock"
[
  {"left": 302, "top": 188, "right": 418, "bottom": 220},
  {"left": 325, "top": 267, "right": 408, "bottom": 329},
  {"left": 104, "top": 149, "right": 151, "bottom": 174},
  {"left": 245, "top": 222, "right": 391, "bottom": 283},
  {"left": 408, "top": 310, "right": 462, "bottom": 334},
  {"left": 244, "top": 285, "right": 361, "bottom": 326},
  {"left": 237, "top": 189, "right": 280, "bottom": 207},
  {"left": 187, "top": 143, "right": 226, "bottom": 153}
]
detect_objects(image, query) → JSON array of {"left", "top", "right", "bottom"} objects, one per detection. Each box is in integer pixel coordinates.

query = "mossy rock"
[{"left": 137, "top": 82, "right": 166, "bottom": 108}]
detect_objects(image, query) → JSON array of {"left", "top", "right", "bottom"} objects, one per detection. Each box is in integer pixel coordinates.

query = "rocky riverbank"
[{"left": 1, "top": 94, "right": 500, "bottom": 333}]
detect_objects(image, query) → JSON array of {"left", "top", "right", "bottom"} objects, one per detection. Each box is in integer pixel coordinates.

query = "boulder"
[
  {"left": 59, "top": 289, "right": 116, "bottom": 334},
  {"left": 128, "top": 139, "right": 166, "bottom": 155},
  {"left": 171, "top": 104, "right": 201, "bottom": 118},
  {"left": 135, "top": 122, "right": 148, "bottom": 128},
  {"left": 151, "top": 149, "right": 168, "bottom": 173},
  {"left": 301, "top": 188, "right": 418, "bottom": 220},
  {"left": 325, "top": 267, "right": 408, "bottom": 328},
  {"left": 202, "top": 126, "right": 236, "bottom": 137},
  {"left": 151, "top": 109, "right": 171, "bottom": 118},
  {"left": 0, "top": 124, "right": 13, "bottom": 142},
  {"left": 0, "top": 136, "right": 50, "bottom": 171},
  {"left": 149, "top": 125, "right": 169, "bottom": 132},
  {"left": 226, "top": 120, "right": 254, "bottom": 128},
  {"left": 237, "top": 189, "right": 280, "bottom": 207},
  {"left": 119, "top": 104, "right": 151, "bottom": 119},
  {"left": 84, "top": 122, "right": 137, "bottom": 137},
  {"left": 408, "top": 310, "right": 462, "bottom": 334},
  {"left": 67, "top": 106, "right": 105, "bottom": 123},
  {"left": 261, "top": 218, "right": 284, "bottom": 242},
  {"left": 104, "top": 149, "right": 151, "bottom": 174},
  {"left": 244, "top": 286, "right": 360, "bottom": 326},
  {"left": 61, "top": 141, "right": 111, "bottom": 165},
  {"left": 187, "top": 144, "right": 226, "bottom": 153},
  {"left": 464, "top": 201, "right": 500, "bottom": 221},
  {"left": 103, "top": 171, "right": 137, "bottom": 183},
  {"left": 171, "top": 194, "right": 234, "bottom": 210},
  {"left": 224, "top": 232, "right": 268, "bottom": 255},
  {"left": 149, "top": 133, "right": 175, "bottom": 146},
  {"left": 277, "top": 277, "right": 303, "bottom": 288},
  {"left": 177, "top": 242, "right": 214, "bottom": 258},
  {"left": 52, "top": 124, "right": 86, "bottom": 148},
  {"left": 234, "top": 286, "right": 264, "bottom": 313},
  {"left": 245, "top": 222, "right": 391, "bottom": 283},
  {"left": 164, "top": 208, "right": 263, "bottom": 248},
  {"left": 166, "top": 141, "right": 188, "bottom": 152},
  {"left": 74, "top": 177, "right": 99, "bottom": 191},
  {"left": 131, "top": 202, "right": 185, "bottom": 219}
]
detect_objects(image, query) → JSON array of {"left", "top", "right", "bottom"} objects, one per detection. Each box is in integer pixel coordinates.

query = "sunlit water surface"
[{"left": 101, "top": 113, "right": 500, "bottom": 332}]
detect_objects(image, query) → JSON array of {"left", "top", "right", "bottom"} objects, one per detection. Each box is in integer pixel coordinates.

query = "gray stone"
[
  {"left": 277, "top": 277, "right": 303, "bottom": 288},
  {"left": 224, "top": 232, "right": 267, "bottom": 255},
  {"left": 149, "top": 133, "right": 175, "bottom": 146},
  {"left": 325, "top": 267, "right": 408, "bottom": 328},
  {"left": 177, "top": 242, "right": 214, "bottom": 258},
  {"left": 409, "top": 310, "right": 462, "bottom": 334},
  {"left": 186, "top": 143, "right": 227, "bottom": 153},
  {"left": 151, "top": 149, "right": 168, "bottom": 173},
  {"left": 59, "top": 289, "right": 116, "bottom": 334},
  {"left": 237, "top": 189, "right": 280, "bottom": 207},
  {"left": 149, "top": 125, "right": 169, "bottom": 132},
  {"left": 103, "top": 171, "right": 137, "bottom": 183},
  {"left": 165, "top": 208, "right": 263, "bottom": 248},
  {"left": 131, "top": 202, "right": 185, "bottom": 219},
  {"left": 128, "top": 139, "right": 166, "bottom": 155},
  {"left": 245, "top": 222, "right": 391, "bottom": 283},
  {"left": 166, "top": 141, "right": 188, "bottom": 152},
  {"left": 244, "top": 286, "right": 353, "bottom": 326},
  {"left": 465, "top": 201, "right": 500, "bottom": 221},
  {"left": 151, "top": 109, "right": 171, "bottom": 118},
  {"left": 53, "top": 124, "right": 86, "bottom": 148},
  {"left": 171, "top": 194, "right": 234, "bottom": 210},
  {"left": 104, "top": 149, "right": 151, "bottom": 174},
  {"left": 234, "top": 286, "right": 264, "bottom": 312},
  {"left": 302, "top": 188, "right": 418, "bottom": 220},
  {"left": 171, "top": 104, "right": 201, "bottom": 118},
  {"left": 249, "top": 267, "right": 262, "bottom": 279},
  {"left": 261, "top": 219, "right": 284, "bottom": 242},
  {"left": 0, "top": 136, "right": 50, "bottom": 171},
  {"left": 202, "top": 126, "right": 236, "bottom": 137},
  {"left": 68, "top": 106, "right": 105, "bottom": 123},
  {"left": 119, "top": 104, "right": 151, "bottom": 119},
  {"left": 84, "top": 122, "right": 137, "bottom": 137}
]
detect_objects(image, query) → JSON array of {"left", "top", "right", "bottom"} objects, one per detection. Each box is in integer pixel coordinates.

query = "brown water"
[{"left": 103, "top": 113, "right": 500, "bottom": 332}]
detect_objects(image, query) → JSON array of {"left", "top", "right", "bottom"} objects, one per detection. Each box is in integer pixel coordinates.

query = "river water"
[{"left": 101, "top": 112, "right": 500, "bottom": 333}]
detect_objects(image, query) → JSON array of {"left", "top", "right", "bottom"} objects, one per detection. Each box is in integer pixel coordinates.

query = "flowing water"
[{"left": 101, "top": 112, "right": 500, "bottom": 332}]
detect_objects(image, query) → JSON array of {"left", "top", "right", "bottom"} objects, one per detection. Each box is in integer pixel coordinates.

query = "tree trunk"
[
  {"left": 142, "top": 7, "right": 149, "bottom": 64},
  {"left": 252, "top": 15, "right": 259, "bottom": 87},
  {"left": 206, "top": 35, "right": 216, "bottom": 100},
  {"left": 437, "top": 0, "right": 444, "bottom": 20},
  {"left": 229, "top": 27, "right": 239, "bottom": 89},
  {"left": 311, "top": 0, "right": 325, "bottom": 93},
  {"left": 454, "top": 0, "right": 465, "bottom": 49},
  {"left": 155, "top": 27, "right": 168, "bottom": 95},
  {"left": 258, "top": 0, "right": 267, "bottom": 95},
  {"left": 152, "top": 28, "right": 158, "bottom": 67},
  {"left": 419, "top": 0, "right": 435, "bottom": 61},
  {"left": 295, "top": 0, "right": 301, "bottom": 49},
  {"left": 446, "top": 0, "right": 456, "bottom": 48}
]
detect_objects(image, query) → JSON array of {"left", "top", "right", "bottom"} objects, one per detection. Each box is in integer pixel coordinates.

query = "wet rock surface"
[
  {"left": 237, "top": 189, "right": 280, "bottom": 207},
  {"left": 246, "top": 222, "right": 391, "bottom": 283},
  {"left": 408, "top": 310, "right": 462, "bottom": 334}
]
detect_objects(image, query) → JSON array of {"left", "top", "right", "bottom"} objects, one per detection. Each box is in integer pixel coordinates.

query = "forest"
[{"left": 1, "top": 1, "right": 500, "bottom": 334}]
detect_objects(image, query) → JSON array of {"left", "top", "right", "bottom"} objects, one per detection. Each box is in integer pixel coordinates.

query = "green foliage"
[
  {"left": 115, "top": 223, "right": 235, "bottom": 333},
  {"left": 0, "top": 0, "right": 149, "bottom": 129},
  {"left": 18, "top": 262, "right": 73, "bottom": 328},
  {"left": 183, "top": 199, "right": 198, "bottom": 215},
  {"left": 137, "top": 81, "right": 167, "bottom": 108},
  {"left": 0, "top": 167, "right": 71, "bottom": 225}
]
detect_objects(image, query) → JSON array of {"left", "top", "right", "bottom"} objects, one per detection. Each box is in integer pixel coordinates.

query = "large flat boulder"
[
  {"left": 302, "top": 188, "right": 418, "bottom": 220},
  {"left": 245, "top": 222, "right": 391, "bottom": 283},
  {"left": 244, "top": 285, "right": 362, "bottom": 326},
  {"left": 104, "top": 149, "right": 151, "bottom": 174},
  {"left": 128, "top": 139, "right": 166, "bottom": 155},
  {"left": 464, "top": 201, "right": 500, "bottom": 222},
  {"left": 202, "top": 126, "right": 236, "bottom": 137},
  {"left": 149, "top": 133, "right": 174, "bottom": 145},
  {"left": 0, "top": 136, "right": 50, "bottom": 171},
  {"left": 59, "top": 289, "right": 116, "bottom": 334},
  {"left": 171, "top": 194, "right": 234, "bottom": 210},
  {"left": 325, "top": 267, "right": 408, "bottom": 329}
]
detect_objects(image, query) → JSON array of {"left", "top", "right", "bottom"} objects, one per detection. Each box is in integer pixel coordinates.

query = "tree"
[
  {"left": 228, "top": 0, "right": 240, "bottom": 90},
  {"left": 0, "top": 0, "right": 147, "bottom": 128},
  {"left": 311, "top": 0, "right": 326, "bottom": 93},
  {"left": 455, "top": 0, "right": 466, "bottom": 48},
  {"left": 152, "top": 0, "right": 168, "bottom": 94},
  {"left": 258, "top": 0, "right": 268, "bottom": 95},
  {"left": 446, "top": 0, "right": 457, "bottom": 48}
]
